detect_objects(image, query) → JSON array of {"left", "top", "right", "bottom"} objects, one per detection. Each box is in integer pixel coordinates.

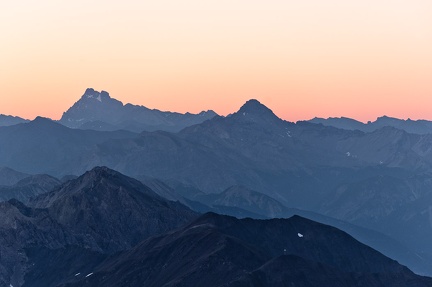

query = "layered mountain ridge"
[
  {"left": 1, "top": 167, "right": 431, "bottom": 286},
  {"left": 2, "top": 90, "right": 432, "bottom": 284},
  {"left": 309, "top": 115, "right": 432, "bottom": 134},
  {"left": 0, "top": 114, "right": 28, "bottom": 127}
]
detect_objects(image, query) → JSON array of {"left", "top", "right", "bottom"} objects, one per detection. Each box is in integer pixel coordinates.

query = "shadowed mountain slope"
[
  {"left": 0, "top": 166, "right": 30, "bottom": 186},
  {"left": 0, "top": 118, "right": 137, "bottom": 176},
  {"left": 65, "top": 213, "right": 432, "bottom": 287},
  {"left": 0, "top": 167, "right": 197, "bottom": 287},
  {"left": 0, "top": 174, "right": 60, "bottom": 202}
]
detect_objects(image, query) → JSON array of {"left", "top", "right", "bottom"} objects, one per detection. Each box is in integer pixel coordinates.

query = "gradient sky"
[{"left": 1, "top": 0, "right": 431, "bottom": 122}]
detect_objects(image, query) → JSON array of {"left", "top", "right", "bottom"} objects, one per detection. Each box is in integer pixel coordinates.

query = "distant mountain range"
[
  {"left": 0, "top": 166, "right": 30, "bottom": 186},
  {"left": 0, "top": 173, "right": 60, "bottom": 202},
  {"left": 309, "top": 115, "right": 432, "bottom": 134},
  {"left": 0, "top": 114, "right": 28, "bottom": 127},
  {"left": 5, "top": 88, "right": 432, "bottom": 135},
  {"left": 59, "top": 88, "right": 217, "bottom": 132}
]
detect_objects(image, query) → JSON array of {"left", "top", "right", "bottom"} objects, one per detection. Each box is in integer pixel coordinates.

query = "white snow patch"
[
  {"left": 286, "top": 131, "right": 292, "bottom": 137},
  {"left": 297, "top": 233, "right": 303, "bottom": 238},
  {"left": 85, "top": 273, "right": 93, "bottom": 278},
  {"left": 86, "top": 94, "right": 102, "bottom": 102},
  {"left": 379, "top": 161, "right": 383, "bottom": 164},
  {"left": 10, "top": 284, "right": 13, "bottom": 287},
  {"left": 243, "top": 112, "right": 246, "bottom": 116},
  {"left": 346, "top": 152, "right": 351, "bottom": 157},
  {"left": 75, "top": 273, "right": 81, "bottom": 276}
]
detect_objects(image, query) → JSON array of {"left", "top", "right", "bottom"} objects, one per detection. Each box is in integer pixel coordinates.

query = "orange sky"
[{"left": 0, "top": 1, "right": 431, "bottom": 122}]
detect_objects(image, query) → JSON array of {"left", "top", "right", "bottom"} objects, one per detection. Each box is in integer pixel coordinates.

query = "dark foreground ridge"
[{"left": 64, "top": 212, "right": 432, "bottom": 287}]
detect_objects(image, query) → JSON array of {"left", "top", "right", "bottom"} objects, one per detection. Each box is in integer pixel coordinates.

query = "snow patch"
[
  {"left": 86, "top": 94, "right": 102, "bottom": 102},
  {"left": 85, "top": 273, "right": 94, "bottom": 278},
  {"left": 75, "top": 273, "right": 81, "bottom": 276},
  {"left": 346, "top": 152, "right": 351, "bottom": 157},
  {"left": 286, "top": 131, "right": 292, "bottom": 137},
  {"left": 243, "top": 112, "right": 246, "bottom": 116},
  {"left": 297, "top": 233, "right": 303, "bottom": 238}
]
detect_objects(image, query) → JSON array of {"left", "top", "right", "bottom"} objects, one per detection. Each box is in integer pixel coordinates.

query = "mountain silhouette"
[{"left": 59, "top": 88, "right": 217, "bottom": 132}]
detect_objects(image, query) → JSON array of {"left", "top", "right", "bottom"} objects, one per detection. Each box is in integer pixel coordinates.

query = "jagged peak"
[
  {"left": 376, "top": 115, "right": 399, "bottom": 121},
  {"left": 81, "top": 88, "right": 111, "bottom": 103},
  {"left": 199, "top": 110, "right": 218, "bottom": 117}
]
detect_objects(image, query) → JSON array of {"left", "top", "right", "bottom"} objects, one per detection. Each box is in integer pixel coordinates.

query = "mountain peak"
[
  {"left": 235, "top": 99, "right": 280, "bottom": 122},
  {"left": 29, "top": 116, "right": 62, "bottom": 128},
  {"left": 81, "top": 166, "right": 123, "bottom": 181},
  {"left": 77, "top": 166, "right": 141, "bottom": 188},
  {"left": 239, "top": 99, "right": 267, "bottom": 112},
  {"left": 60, "top": 88, "right": 215, "bottom": 132},
  {"left": 81, "top": 88, "right": 111, "bottom": 103},
  {"left": 32, "top": 166, "right": 159, "bottom": 210}
]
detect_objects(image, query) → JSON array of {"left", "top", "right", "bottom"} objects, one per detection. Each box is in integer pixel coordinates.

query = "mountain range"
[
  {"left": 309, "top": 115, "right": 432, "bottom": 134},
  {"left": 0, "top": 167, "right": 431, "bottom": 287},
  {"left": 0, "top": 114, "right": 28, "bottom": 127},
  {"left": 0, "top": 167, "right": 196, "bottom": 287},
  {"left": 2, "top": 96, "right": 432, "bottom": 263},
  {"left": 2, "top": 89, "right": 432, "bottom": 285}
]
